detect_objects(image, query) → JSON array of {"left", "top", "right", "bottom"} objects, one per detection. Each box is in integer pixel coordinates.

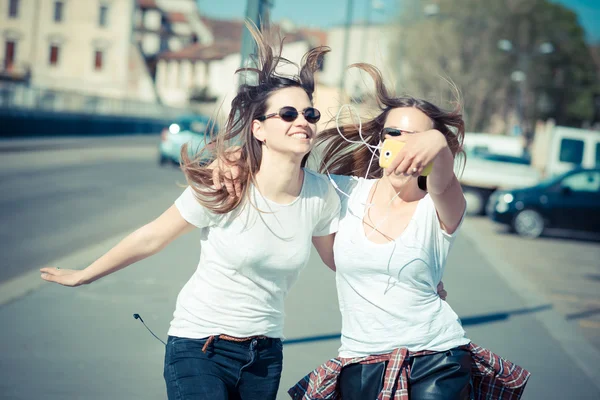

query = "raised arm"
[
  {"left": 40, "top": 205, "right": 195, "bottom": 286},
  {"left": 426, "top": 142, "right": 465, "bottom": 234},
  {"left": 385, "top": 129, "right": 465, "bottom": 234}
]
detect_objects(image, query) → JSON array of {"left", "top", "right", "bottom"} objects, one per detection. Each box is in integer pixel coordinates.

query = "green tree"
[{"left": 391, "top": 0, "right": 599, "bottom": 133}]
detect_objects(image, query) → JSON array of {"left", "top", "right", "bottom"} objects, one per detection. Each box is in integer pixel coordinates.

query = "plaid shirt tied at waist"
[{"left": 288, "top": 342, "right": 530, "bottom": 400}]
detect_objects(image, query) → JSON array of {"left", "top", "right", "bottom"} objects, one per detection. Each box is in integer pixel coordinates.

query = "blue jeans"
[{"left": 163, "top": 335, "right": 283, "bottom": 400}]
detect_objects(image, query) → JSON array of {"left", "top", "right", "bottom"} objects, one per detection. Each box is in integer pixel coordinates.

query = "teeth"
[{"left": 291, "top": 133, "right": 308, "bottom": 139}]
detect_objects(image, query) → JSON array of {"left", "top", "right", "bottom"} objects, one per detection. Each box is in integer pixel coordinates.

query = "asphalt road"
[{"left": 1, "top": 137, "right": 599, "bottom": 399}]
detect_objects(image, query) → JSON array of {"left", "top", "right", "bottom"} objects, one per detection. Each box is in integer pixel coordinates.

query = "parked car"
[
  {"left": 460, "top": 151, "right": 540, "bottom": 215},
  {"left": 159, "top": 114, "right": 217, "bottom": 166},
  {"left": 487, "top": 168, "right": 600, "bottom": 238}
]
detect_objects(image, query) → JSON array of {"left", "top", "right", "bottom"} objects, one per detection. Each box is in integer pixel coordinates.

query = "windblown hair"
[
  {"left": 318, "top": 63, "right": 465, "bottom": 191},
  {"left": 180, "top": 22, "right": 329, "bottom": 214}
]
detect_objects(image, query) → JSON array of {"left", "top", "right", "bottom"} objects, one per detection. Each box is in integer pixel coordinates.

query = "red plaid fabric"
[{"left": 288, "top": 343, "right": 530, "bottom": 400}]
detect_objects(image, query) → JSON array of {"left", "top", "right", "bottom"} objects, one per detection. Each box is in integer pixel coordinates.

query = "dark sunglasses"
[
  {"left": 380, "top": 127, "right": 417, "bottom": 141},
  {"left": 257, "top": 106, "right": 321, "bottom": 124}
]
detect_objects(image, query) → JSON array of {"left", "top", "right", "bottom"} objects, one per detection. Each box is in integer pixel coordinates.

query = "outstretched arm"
[{"left": 40, "top": 205, "right": 195, "bottom": 286}]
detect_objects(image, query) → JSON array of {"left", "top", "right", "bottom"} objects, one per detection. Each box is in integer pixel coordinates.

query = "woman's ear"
[{"left": 252, "top": 119, "right": 266, "bottom": 143}]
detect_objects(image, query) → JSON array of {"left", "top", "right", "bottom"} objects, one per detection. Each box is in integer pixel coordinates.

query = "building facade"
[
  {"left": 0, "top": 0, "right": 144, "bottom": 99},
  {"left": 154, "top": 18, "right": 327, "bottom": 111},
  {"left": 319, "top": 23, "right": 398, "bottom": 98}
]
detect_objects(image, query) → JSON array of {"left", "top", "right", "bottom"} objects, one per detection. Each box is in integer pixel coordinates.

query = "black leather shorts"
[{"left": 338, "top": 347, "right": 472, "bottom": 400}]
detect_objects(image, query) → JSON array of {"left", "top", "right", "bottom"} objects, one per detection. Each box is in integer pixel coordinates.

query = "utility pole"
[
  {"left": 338, "top": 0, "right": 354, "bottom": 95},
  {"left": 239, "top": 0, "right": 273, "bottom": 69}
]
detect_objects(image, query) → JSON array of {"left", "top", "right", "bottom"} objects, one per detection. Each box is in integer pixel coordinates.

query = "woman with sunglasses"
[
  {"left": 287, "top": 64, "right": 530, "bottom": 399},
  {"left": 39, "top": 25, "right": 341, "bottom": 400},
  {"left": 211, "top": 64, "right": 530, "bottom": 399}
]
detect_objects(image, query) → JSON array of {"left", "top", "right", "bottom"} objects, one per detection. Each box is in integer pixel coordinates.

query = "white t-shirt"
[
  {"left": 330, "top": 174, "right": 469, "bottom": 357},
  {"left": 169, "top": 169, "right": 340, "bottom": 340}
]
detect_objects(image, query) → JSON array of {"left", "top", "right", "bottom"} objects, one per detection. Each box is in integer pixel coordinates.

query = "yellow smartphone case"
[
  {"left": 379, "top": 139, "right": 433, "bottom": 176},
  {"left": 379, "top": 139, "right": 405, "bottom": 169}
]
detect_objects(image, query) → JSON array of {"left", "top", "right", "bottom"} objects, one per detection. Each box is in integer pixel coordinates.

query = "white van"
[
  {"left": 544, "top": 126, "right": 600, "bottom": 177},
  {"left": 463, "top": 133, "right": 527, "bottom": 157}
]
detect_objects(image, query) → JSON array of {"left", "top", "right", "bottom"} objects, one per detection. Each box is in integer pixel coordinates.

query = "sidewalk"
[
  {"left": 278, "top": 224, "right": 600, "bottom": 399},
  {"left": 0, "top": 220, "right": 598, "bottom": 399}
]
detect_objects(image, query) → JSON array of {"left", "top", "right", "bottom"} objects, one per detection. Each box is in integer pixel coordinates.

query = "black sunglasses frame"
[
  {"left": 257, "top": 106, "right": 321, "bottom": 124},
  {"left": 380, "top": 127, "right": 417, "bottom": 141}
]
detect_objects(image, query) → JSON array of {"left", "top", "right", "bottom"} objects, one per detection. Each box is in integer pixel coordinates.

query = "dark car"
[{"left": 486, "top": 168, "right": 600, "bottom": 238}]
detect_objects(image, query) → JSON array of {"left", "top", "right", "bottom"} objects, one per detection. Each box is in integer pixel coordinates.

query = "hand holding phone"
[{"left": 379, "top": 139, "right": 433, "bottom": 176}]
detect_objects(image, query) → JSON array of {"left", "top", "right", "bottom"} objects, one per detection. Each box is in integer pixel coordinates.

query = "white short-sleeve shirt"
[
  {"left": 169, "top": 169, "right": 340, "bottom": 339},
  {"left": 330, "top": 174, "right": 469, "bottom": 357}
]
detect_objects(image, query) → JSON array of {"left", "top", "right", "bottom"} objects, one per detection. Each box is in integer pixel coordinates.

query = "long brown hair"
[
  {"left": 318, "top": 63, "right": 465, "bottom": 190},
  {"left": 181, "top": 22, "right": 329, "bottom": 214}
]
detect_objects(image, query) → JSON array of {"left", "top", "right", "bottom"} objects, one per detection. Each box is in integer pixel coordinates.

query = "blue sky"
[{"left": 196, "top": 0, "right": 600, "bottom": 43}]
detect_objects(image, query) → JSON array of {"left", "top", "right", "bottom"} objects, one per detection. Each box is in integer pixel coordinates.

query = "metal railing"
[{"left": 0, "top": 81, "right": 187, "bottom": 120}]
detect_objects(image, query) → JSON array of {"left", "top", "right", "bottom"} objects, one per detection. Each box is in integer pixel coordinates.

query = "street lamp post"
[
  {"left": 353, "top": 0, "right": 385, "bottom": 99},
  {"left": 339, "top": 0, "right": 355, "bottom": 95},
  {"left": 497, "top": 39, "right": 554, "bottom": 136},
  {"left": 239, "top": 0, "right": 273, "bottom": 69}
]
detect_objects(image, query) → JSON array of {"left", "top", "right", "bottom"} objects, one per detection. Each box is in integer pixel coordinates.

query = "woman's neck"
[
  {"left": 254, "top": 149, "right": 305, "bottom": 203},
  {"left": 376, "top": 174, "right": 425, "bottom": 207}
]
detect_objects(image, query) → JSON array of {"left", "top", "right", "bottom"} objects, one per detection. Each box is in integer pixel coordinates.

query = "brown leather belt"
[{"left": 201, "top": 334, "right": 269, "bottom": 353}]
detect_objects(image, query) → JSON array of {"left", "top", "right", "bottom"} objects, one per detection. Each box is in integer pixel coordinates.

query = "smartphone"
[{"left": 379, "top": 139, "right": 433, "bottom": 176}]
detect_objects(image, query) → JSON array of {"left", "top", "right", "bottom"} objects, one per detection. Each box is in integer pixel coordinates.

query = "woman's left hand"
[
  {"left": 437, "top": 281, "right": 447, "bottom": 301},
  {"left": 384, "top": 129, "right": 447, "bottom": 177}
]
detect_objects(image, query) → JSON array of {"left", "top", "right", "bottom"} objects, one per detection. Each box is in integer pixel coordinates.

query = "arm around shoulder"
[{"left": 312, "top": 234, "right": 336, "bottom": 271}]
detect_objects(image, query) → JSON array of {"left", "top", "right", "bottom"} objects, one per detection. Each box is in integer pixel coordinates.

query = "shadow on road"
[
  {"left": 460, "top": 304, "right": 553, "bottom": 326},
  {"left": 283, "top": 304, "right": 553, "bottom": 346},
  {"left": 566, "top": 307, "right": 600, "bottom": 320}
]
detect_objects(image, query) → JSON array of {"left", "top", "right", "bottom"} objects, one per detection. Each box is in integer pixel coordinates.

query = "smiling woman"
[
  {"left": 179, "top": 22, "right": 330, "bottom": 213},
  {"left": 39, "top": 21, "right": 341, "bottom": 400}
]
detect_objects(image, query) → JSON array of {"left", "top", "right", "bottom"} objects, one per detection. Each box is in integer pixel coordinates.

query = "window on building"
[
  {"left": 4, "top": 41, "right": 16, "bottom": 70},
  {"left": 49, "top": 45, "right": 60, "bottom": 66},
  {"left": 99, "top": 4, "right": 109, "bottom": 27},
  {"left": 9, "top": 0, "right": 19, "bottom": 18},
  {"left": 559, "top": 138, "right": 584, "bottom": 165},
  {"left": 54, "top": 1, "right": 64, "bottom": 22},
  {"left": 94, "top": 50, "right": 104, "bottom": 71}
]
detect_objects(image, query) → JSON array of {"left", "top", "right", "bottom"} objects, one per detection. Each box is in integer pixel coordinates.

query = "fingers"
[
  {"left": 40, "top": 267, "right": 59, "bottom": 282},
  {"left": 212, "top": 167, "right": 222, "bottom": 190},
  {"left": 232, "top": 166, "right": 241, "bottom": 197},
  {"left": 437, "top": 281, "right": 447, "bottom": 301},
  {"left": 223, "top": 166, "right": 241, "bottom": 197},
  {"left": 393, "top": 156, "right": 414, "bottom": 176},
  {"left": 410, "top": 162, "right": 422, "bottom": 178},
  {"left": 41, "top": 272, "right": 56, "bottom": 282},
  {"left": 234, "top": 179, "right": 241, "bottom": 198},
  {"left": 40, "top": 266, "right": 60, "bottom": 276},
  {"left": 40, "top": 267, "right": 80, "bottom": 287},
  {"left": 224, "top": 170, "right": 235, "bottom": 196}
]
